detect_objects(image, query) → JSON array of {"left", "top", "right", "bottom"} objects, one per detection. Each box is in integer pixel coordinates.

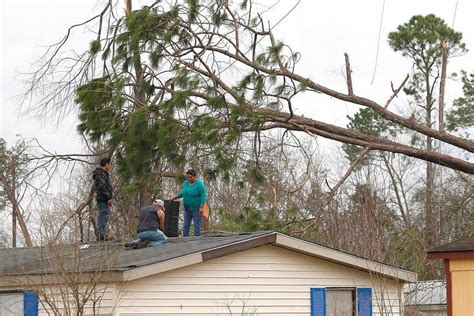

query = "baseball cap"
[{"left": 153, "top": 199, "right": 164, "bottom": 208}]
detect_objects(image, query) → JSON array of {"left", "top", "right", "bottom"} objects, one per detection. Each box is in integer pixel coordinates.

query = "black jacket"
[{"left": 93, "top": 167, "right": 112, "bottom": 203}]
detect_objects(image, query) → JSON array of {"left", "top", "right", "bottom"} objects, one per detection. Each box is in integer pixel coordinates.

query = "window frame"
[
  {"left": 311, "top": 286, "right": 373, "bottom": 316},
  {"left": 0, "top": 289, "right": 38, "bottom": 316}
]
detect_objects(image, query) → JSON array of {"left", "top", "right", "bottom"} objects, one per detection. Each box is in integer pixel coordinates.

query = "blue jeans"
[
  {"left": 183, "top": 206, "right": 201, "bottom": 237},
  {"left": 97, "top": 202, "right": 110, "bottom": 241},
  {"left": 138, "top": 230, "right": 167, "bottom": 246}
]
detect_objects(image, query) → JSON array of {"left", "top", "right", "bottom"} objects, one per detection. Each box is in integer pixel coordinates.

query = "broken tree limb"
[
  {"left": 439, "top": 42, "right": 448, "bottom": 132},
  {"left": 385, "top": 74, "right": 409, "bottom": 109},
  {"left": 200, "top": 46, "right": 474, "bottom": 153},
  {"left": 344, "top": 53, "right": 354, "bottom": 96}
]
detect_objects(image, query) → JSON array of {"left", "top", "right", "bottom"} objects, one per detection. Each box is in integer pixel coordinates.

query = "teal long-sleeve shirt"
[{"left": 178, "top": 178, "right": 207, "bottom": 211}]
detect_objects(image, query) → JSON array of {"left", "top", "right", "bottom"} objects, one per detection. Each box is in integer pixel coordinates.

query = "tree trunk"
[
  {"left": 382, "top": 154, "right": 409, "bottom": 227},
  {"left": 3, "top": 153, "right": 33, "bottom": 247},
  {"left": 439, "top": 43, "right": 448, "bottom": 132},
  {"left": 425, "top": 73, "right": 435, "bottom": 246},
  {"left": 12, "top": 153, "right": 17, "bottom": 247}
]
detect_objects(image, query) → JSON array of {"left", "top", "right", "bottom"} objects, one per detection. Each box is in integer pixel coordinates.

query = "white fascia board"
[
  {"left": 0, "top": 271, "right": 124, "bottom": 287},
  {"left": 122, "top": 253, "right": 202, "bottom": 281},
  {"left": 275, "top": 234, "right": 417, "bottom": 283}
]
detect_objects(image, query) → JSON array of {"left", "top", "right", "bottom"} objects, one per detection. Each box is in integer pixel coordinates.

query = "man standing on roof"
[
  {"left": 93, "top": 157, "right": 113, "bottom": 241},
  {"left": 136, "top": 199, "right": 167, "bottom": 246}
]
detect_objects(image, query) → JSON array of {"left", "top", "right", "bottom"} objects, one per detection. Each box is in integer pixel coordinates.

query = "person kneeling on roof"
[{"left": 137, "top": 199, "right": 167, "bottom": 247}]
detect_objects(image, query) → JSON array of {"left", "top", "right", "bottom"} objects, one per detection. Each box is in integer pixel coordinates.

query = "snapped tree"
[
  {"left": 26, "top": 1, "right": 473, "bottom": 202},
  {"left": 388, "top": 14, "right": 468, "bottom": 243},
  {"left": 342, "top": 14, "right": 472, "bottom": 245}
]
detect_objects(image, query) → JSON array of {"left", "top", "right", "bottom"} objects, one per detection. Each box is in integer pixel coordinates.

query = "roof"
[
  {"left": 405, "top": 280, "right": 447, "bottom": 306},
  {"left": 427, "top": 235, "right": 474, "bottom": 260},
  {"left": 0, "top": 231, "right": 417, "bottom": 286}
]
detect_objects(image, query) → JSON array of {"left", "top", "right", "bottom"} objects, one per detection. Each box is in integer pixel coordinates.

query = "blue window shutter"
[
  {"left": 310, "top": 288, "right": 326, "bottom": 316},
  {"left": 23, "top": 290, "right": 38, "bottom": 316},
  {"left": 357, "top": 288, "right": 372, "bottom": 316}
]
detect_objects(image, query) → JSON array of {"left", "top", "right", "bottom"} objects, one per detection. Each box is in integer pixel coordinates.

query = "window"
[
  {"left": 0, "top": 291, "right": 38, "bottom": 316},
  {"left": 326, "top": 288, "right": 355, "bottom": 316},
  {"left": 0, "top": 292, "right": 23, "bottom": 316},
  {"left": 311, "top": 287, "right": 372, "bottom": 316}
]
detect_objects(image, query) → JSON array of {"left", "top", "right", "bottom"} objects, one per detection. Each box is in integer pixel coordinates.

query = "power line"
[
  {"left": 371, "top": 0, "right": 386, "bottom": 85},
  {"left": 218, "top": 0, "right": 301, "bottom": 76},
  {"left": 271, "top": 0, "right": 300, "bottom": 30},
  {"left": 452, "top": 0, "right": 459, "bottom": 28}
]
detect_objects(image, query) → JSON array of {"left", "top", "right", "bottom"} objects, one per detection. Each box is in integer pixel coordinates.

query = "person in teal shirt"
[{"left": 171, "top": 169, "right": 207, "bottom": 236}]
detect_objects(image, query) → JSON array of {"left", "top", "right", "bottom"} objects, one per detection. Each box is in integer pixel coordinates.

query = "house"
[
  {"left": 404, "top": 280, "right": 447, "bottom": 315},
  {"left": 427, "top": 235, "right": 474, "bottom": 316},
  {"left": 0, "top": 231, "right": 416, "bottom": 315}
]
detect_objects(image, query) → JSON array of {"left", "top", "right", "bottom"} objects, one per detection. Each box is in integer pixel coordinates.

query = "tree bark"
[
  {"left": 425, "top": 67, "right": 435, "bottom": 246},
  {"left": 253, "top": 109, "right": 474, "bottom": 174},
  {"left": 2, "top": 153, "right": 33, "bottom": 247},
  {"left": 439, "top": 42, "right": 448, "bottom": 132},
  {"left": 382, "top": 153, "right": 410, "bottom": 227},
  {"left": 12, "top": 153, "right": 16, "bottom": 247}
]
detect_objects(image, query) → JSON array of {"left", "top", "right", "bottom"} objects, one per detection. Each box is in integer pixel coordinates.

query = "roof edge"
[
  {"left": 202, "top": 232, "right": 276, "bottom": 261},
  {"left": 124, "top": 231, "right": 277, "bottom": 281},
  {"left": 427, "top": 250, "right": 474, "bottom": 260},
  {"left": 274, "top": 233, "right": 417, "bottom": 283},
  {"left": 123, "top": 252, "right": 202, "bottom": 281},
  {"left": 0, "top": 271, "right": 123, "bottom": 287}
]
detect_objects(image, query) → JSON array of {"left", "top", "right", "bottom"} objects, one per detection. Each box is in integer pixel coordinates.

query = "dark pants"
[
  {"left": 97, "top": 201, "right": 110, "bottom": 241},
  {"left": 183, "top": 206, "right": 201, "bottom": 237}
]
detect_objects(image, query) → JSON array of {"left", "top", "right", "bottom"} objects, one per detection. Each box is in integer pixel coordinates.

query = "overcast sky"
[{"left": 1, "top": 0, "right": 473, "bottom": 155}]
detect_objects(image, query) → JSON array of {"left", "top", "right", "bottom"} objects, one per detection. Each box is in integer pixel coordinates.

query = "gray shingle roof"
[
  {"left": 0, "top": 231, "right": 416, "bottom": 284},
  {"left": 0, "top": 231, "right": 274, "bottom": 276},
  {"left": 428, "top": 235, "right": 474, "bottom": 253}
]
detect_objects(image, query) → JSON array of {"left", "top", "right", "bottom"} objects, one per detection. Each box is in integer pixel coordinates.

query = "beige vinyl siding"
[
  {"left": 36, "top": 283, "right": 117, "bottom": 316},
  {"left": 116, "top": 244, "right": 403, "bottom": 315},
  {"left": 0, "top": 284, "right": 117, "bottom": 316}
]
